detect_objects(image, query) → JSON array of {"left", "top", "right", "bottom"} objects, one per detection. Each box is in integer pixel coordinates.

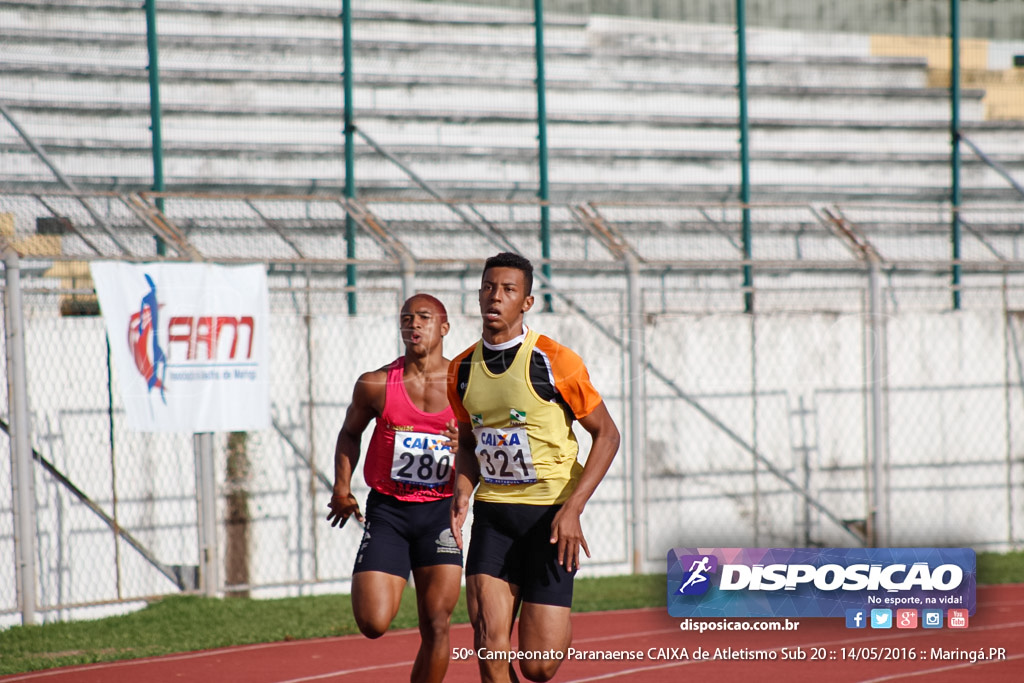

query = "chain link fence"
[{"left": 2, "top": 191, "right": 1024, "bottom": 627}]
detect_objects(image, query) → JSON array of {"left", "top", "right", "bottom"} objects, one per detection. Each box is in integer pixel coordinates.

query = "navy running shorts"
[
  {"left": 466, "top": 499, "right": 576, "bottom": 607},
  {"left": 352, "top": 489, "right": 463, "bottom": 577}
]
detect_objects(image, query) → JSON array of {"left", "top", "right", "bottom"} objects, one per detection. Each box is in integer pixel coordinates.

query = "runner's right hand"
[
  {"left": 327, "top": 490, "right": 364, "bottom": 528},
  {"left": 449, "top": 494, "right": 470, "bottom": 550}
]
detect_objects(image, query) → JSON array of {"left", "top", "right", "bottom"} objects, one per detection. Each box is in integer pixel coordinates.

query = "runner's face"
[
  {"left": 478, "top": 266, "right": 533, "bottom": 341},
  {"left": 399, "top": 297, "right": 448, "bottom": 354}
]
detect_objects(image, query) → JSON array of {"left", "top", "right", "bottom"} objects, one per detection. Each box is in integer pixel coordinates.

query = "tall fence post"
[
  {"left": 144, "top": 0, "right": 166, "bottom": 256},
  {"left": 736, "top": 0, "right": 753, "bottom": 313},
  {"left": 194, "top": 432, "right": 220, "bottom": 597},
  {"left": 534, "top": 0, "right": 553, "bottom": 312},
  {"left": 4, "top": 247, "right": 38, "bottom": 625},
  {"left": 950, "top": 0, "right": 962, "bottom": 310},
  {"left": 625, "top": 254, "right": 646, "bottom": 573},
  {"left": 867, "top": 258, "right": 888, "bottom": 546},
  {"left": 342, "top": 0, "right": 357, "bottom": 315}
]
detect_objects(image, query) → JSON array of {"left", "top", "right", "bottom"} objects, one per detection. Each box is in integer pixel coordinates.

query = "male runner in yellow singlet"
[
  {"left": 328, "top": 294, "right": 461, "bottom": 683},
  {"left": 448, "top": 253, "right": 621, "bottom": 682}
]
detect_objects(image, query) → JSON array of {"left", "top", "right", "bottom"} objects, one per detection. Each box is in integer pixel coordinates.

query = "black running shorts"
[
  {"left": 466, "top": 499, "right": 576, "bottom": 607},
  {"left": 352, "top": 489, "right": 463, "bottom": 577}
]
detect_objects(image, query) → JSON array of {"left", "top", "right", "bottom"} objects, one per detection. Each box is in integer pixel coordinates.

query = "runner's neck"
[
  {"left": 402, "top": 350, "right": 446, "bottom": 380},
  {"left": 482, "top": 325, "right": 528, "bottom": 351}
]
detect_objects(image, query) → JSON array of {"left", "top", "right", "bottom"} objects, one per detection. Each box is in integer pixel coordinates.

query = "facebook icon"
[{"left": 846, "top": 609, "right": 867, "bottom": 629}]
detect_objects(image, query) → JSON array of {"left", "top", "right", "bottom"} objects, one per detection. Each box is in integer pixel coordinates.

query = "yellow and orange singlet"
[{"left": 448, "top": 328, "right": 602, "bottom": 505}]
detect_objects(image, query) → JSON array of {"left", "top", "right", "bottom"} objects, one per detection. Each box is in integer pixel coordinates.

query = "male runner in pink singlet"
[{"left": 327, "top": 294, "right": 461, "bottom": 683}]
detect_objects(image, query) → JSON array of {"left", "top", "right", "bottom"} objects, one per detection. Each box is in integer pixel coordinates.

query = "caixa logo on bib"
[{"left": 667, "top": 548, "right": 976, "bottom": 619}]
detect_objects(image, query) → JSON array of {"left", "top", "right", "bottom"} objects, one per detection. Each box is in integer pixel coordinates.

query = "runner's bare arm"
[
  {"left": 549, "top": 401, "right": 620, "bottom": 571},
  {"left": 327, "top": 370, "right": 385, "bottom": 528},
  {"left": 449, "top": 420, "right": 479, "bottom": 550}
]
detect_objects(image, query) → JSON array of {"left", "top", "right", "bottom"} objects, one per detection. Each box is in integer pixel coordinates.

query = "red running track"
[{"left": 3, "top": 584, "right": 1022, "bottom": 682}]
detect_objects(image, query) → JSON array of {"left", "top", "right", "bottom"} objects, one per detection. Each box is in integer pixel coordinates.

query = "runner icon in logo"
[{"left": 678, "top": 555, "right": 716, "bottom": 595}]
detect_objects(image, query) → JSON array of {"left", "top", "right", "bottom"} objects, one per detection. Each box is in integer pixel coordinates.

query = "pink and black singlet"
[{"left": 363, "top": 357, "right": 456, "bottom": 502}]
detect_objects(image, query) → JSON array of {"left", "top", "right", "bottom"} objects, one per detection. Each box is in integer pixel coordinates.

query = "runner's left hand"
[
  {"left": 440, "top": 419, "right": 458, "bottom": 452},
  {"left": 550, "top": 506, "right": 590, "bottom": 572}
]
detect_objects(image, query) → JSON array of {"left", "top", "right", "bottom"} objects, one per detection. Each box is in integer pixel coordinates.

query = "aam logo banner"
[
  {"left": 91, "top": 261, "right": 270, "bottom": 433},
  {"left": 667, "top": 548, "right": 976, "bottom": 619}
]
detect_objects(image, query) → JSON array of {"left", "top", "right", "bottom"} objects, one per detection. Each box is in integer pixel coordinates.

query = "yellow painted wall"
[
  {"left": 1, "top": 212, "right": 97, "bottom": 314},
  {"left": 871, "top": 34, "right": 1024, "bottom": 120},
  {"left": 0, "top": 212, "right": 61, "bottom": 256}
]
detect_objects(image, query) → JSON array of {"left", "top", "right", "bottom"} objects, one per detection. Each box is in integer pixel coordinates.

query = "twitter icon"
[{"left": 870, "top": 609, "right": 892, "bottom": 629}]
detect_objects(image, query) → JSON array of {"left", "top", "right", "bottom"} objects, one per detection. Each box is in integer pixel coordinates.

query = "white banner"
[{"left": 90, "top": 262, "right": 270, "bottom": 433}]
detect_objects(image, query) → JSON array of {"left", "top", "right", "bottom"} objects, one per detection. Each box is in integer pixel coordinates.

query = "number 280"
[{"left": 395, "top": 452, "right": 451, "bottom": 482}]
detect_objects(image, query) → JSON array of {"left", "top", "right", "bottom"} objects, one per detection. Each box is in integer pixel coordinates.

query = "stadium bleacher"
[{"left": 2, "top": 0, "right": 1023, "bottom": 207}]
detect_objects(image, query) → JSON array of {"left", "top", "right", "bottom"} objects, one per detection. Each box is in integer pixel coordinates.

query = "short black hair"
[{"left": 483, "top": 252, "right": 534, "bottom": 295}]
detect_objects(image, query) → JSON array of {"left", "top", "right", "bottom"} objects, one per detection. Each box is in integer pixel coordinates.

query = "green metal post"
[
  {"left": 343, "top": 0, "right": 357, "bottom": 314},
  {"left": 534, "top": 0, "right": 552, "bottom": 311},
  {"left": 144, "top": 0, "right": 166, "bottom": 256},
  {"left": 736, "top": 0, "right": 753, "bottom": 313},
  {"left": 950, "top": 0, "right": 963, "bottom": 310}
]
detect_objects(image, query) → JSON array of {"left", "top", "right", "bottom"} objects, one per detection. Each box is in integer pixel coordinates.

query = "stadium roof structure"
[{"left": 2, "top": 189, "right": 1024, "bottom": 272}]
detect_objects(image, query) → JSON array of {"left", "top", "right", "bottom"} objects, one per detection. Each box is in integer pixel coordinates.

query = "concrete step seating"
[{"left": 1, "top": 0, "right": 1023, "bottom": 205}]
